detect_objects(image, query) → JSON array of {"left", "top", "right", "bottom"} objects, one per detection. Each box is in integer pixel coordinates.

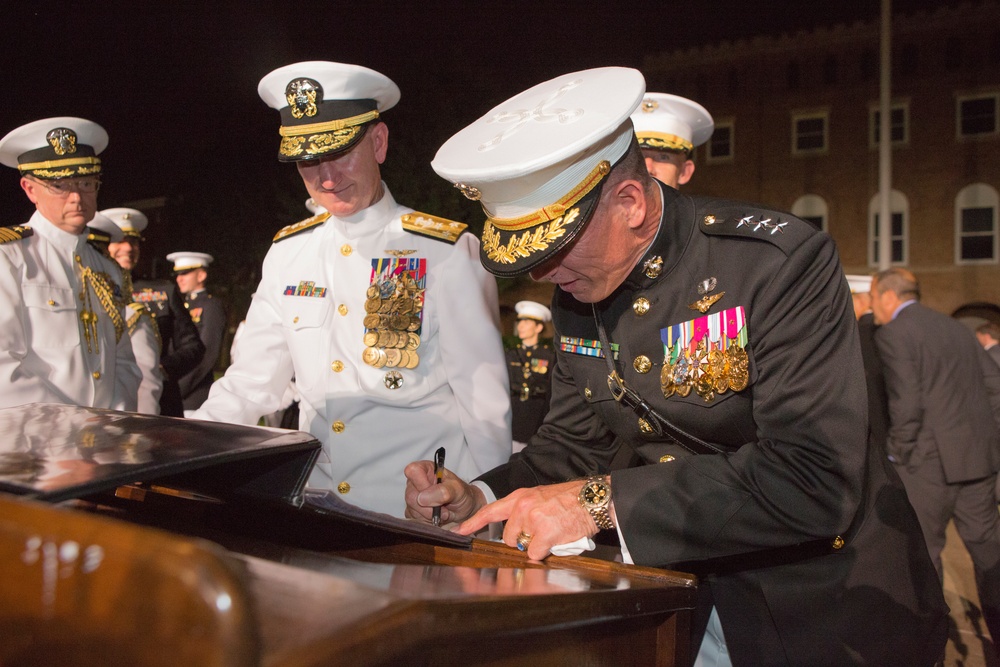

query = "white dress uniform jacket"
[
  {"left": 192, "top": 186, "right": 512, "bottom": 516},
  {"left": 0, "top": 211, "right": 140, "bottom": 411},
  {"left": 126, "top": 302, "right": 163, "bottom": 414}
]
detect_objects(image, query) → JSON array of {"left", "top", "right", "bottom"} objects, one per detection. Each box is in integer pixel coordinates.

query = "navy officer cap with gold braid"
[
  {"left": 258, "top": 61, "right": 400, "bottom": 162},
  {"left": 431, "top": 67, "right": 645, "bottom": 277},
  {"left": 0, "top": 117, "right": 107, "bottom": 180}
]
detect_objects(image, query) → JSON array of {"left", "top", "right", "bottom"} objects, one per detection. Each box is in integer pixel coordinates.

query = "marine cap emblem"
[
  {"left": 46, "top": 128, "right": 78, "bottom": 155},
  {"left": 641, "top": 98, "right": 659, "bottom": 113},
  {"left": 285, "top": 78, "right": 322, "bottom": 119},
  {"left": 454, "top": 183, "right": 482, "bottom": 201}
]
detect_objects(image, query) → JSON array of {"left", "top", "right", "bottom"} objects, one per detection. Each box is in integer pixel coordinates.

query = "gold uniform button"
[
  {"left": 331, "top": 360, "right": 344, "bottom": 372},
  {"left": 337, "top": 482, "right": 351, "bottom": 494},
  {"left": 292, "top": 316, "right": 299, "bottom": 324},
  {"left": 338, "top": 304, "right": 348, "bottom": 316},
  {"left": 659, "top": 455, "right": 675, "bottom": 463},
  {"left": 638, "top": 418, "right": 653, "bottom": 434},
  {"left": 92, "top": 371, "right": 101, "bottom": 380},
  {"left": 831, "top": 536, "right": 845, "bottom": 550},
  {"left": 332, "top": 420, "right": 345, "bottom": 433},
  {"left": 47, "top": 299, "right": 55, "bottom": 306},
  {"left": 633, "top": 355, "right": 652, "bottom": 374},
  {"left": 633, "top": 297, "right": 650, "bottom": 316},
  {"left": 584, "top": 388, "right": 592, "bottom": 400},
  {"left": 340, "top": 244, "right": 352, "bottom": 256}
]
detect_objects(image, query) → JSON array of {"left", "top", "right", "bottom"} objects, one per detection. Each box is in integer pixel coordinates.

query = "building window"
[
  {"left": 868, "top": 190, "right": 909, "bottom": 266},
  {"left": 791, "top": 194, "right": 828, "bottom": 232},
  {"left": 958, "top": 94, "right": 999, "bottom": 137},
  {"left": 792, "top": 112, "right": 828, "bottom": 154},
  {"left": 955, "top": 183, "right": 999, "bottom": 264},
  {"left": 870, "top": 102, "right": 909, "bottom": 147},
  {"left": 707, "top": 121, "right": 734, "bottom": 162}
]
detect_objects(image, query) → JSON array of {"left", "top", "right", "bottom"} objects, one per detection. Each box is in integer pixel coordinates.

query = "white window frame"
[
  {"left": 868, "top": 190, "right": 909, "bottom": 267},
  {"left": 956, "top": 92, "right": 999, "bottom": 139},
  {"left": 706, "top": 119, "right": 734, "bottom": 164},
  {"left": 868, "top": 101, "right": 909, "bottom": 148},
  {"left": 954, "top": 183, "right": 999, "bottom": 265},
  {"left": 791, "top": 110, "right": 829, "bottom": 155},
  {"left": 791, "top": 194, "right": 829, "bottom": 232}
]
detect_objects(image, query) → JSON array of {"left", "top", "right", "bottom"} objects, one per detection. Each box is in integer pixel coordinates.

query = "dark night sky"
[{"left": 0, "top": 0, "right": 959, "bottom": 282}]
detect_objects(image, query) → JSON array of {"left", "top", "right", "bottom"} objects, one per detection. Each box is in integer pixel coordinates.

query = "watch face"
[{"left": 583, "top": 480, "right": 609, "bottom": 507}]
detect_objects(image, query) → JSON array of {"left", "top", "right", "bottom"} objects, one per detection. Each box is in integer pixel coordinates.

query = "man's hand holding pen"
[{"left": 403, "top": 459, "right": 486, "bottom": 526}]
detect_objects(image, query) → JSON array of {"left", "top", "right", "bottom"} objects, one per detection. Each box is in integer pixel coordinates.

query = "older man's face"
[
  {"left": 528, "top": 198, "right": 637, "bottom": 304},
  {"left": 296, "top": 123, "right": 387, "bottom": 218},
  {"left": 20, "top": 176, "right": 99, "bottom": 235}
]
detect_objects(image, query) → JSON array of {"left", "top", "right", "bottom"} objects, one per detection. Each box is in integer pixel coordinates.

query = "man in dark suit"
[
  {"left": 872, "top": 267, "right": 1000, "bottom": 647},
  {"left": 167, "top": 252, "right": 226, "bottom": 412},
  {"left": 405, "top": 68, "right": 947, "bottom": 666},
  {"left": 977, "top": 322, "right": 1000, "bottom": 369}
]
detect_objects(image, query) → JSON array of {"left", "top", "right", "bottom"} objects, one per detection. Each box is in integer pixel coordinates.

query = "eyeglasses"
[{"left": 33, "top": 177, "right": 101, "bottom": 195}]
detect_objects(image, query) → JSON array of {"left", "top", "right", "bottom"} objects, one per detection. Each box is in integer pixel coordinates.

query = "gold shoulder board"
[
  {"left": 273, "top": 211, "right": 331, "bottom": 243},
  {"left": 0, "top": 226, "right": 34, "bottom": 245},
  {"left": 401, "top": 212, "right": 468, "bottom": 244}
]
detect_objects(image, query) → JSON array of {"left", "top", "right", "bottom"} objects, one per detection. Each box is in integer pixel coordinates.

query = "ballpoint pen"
[{"left": 432, "top": 447, "right": 445, "bottom": 527}]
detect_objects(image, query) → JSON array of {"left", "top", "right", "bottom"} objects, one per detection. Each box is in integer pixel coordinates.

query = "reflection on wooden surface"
[{"left": 1, "top": 485, "right": 697, "bottom": 667}]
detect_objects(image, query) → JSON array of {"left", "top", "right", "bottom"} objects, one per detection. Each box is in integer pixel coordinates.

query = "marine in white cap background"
[
  {"left": 0, "top": 117, "right": 141, "bottom": 412},
  {"left": 166, "top": 251, "right": 226, "bottom": 412},
  {"left": 98, "top": 208, "right": 206, "bottom": 417},
  {"left": 631, "top": 92, "right": 714, "bottom": 188},
  {"left": 506, "top": 300, "right": 555, "bottom": 451},
  {"left": 406, "top": 66, "right": 946, "bottom": 667},
  {"left": 190, "top": 60, "right": 511, "bottom": 518}
]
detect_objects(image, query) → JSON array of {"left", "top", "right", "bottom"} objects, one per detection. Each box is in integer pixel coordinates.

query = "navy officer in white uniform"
[
  {"left": 0, "top": 117, "right": 140, "bottom": 411},
  {"left": 191, "top": 61, "right": 511, "bottom": 517}
]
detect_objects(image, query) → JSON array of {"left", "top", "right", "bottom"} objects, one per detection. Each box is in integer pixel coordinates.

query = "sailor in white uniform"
[
  {"left": 0, "top": 117, "right": 140, "bottom": 411},
  {"left": 191, "top": 61, "right": 512, "bottom": 517},
  {"left": 91, "top": 209, "right": 164, "bottom": 414}
]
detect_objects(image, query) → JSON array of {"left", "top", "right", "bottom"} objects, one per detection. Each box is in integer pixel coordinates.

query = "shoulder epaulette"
[
  {"left": 273, "top": 211, "right": 331, "bottom": 243},
  {"left": 126, "top": 302, "right": 161, "bottom": 343},
  {"left": 0, "top": 226, "right": 33, "bottom": 245},
  {"left": 696, "top": 201, "right": 817, "bottom": 256},
  {"left": 401, "top": 212, "right": 468, "bottom": 244}
]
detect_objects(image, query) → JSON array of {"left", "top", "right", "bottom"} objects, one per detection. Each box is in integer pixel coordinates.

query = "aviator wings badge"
[{"left": 689, "top": 291, "right": 725, "bottom": 313}]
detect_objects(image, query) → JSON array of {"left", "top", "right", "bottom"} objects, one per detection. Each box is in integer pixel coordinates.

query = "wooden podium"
[{"left": 0, "top": 404, "right": 697, "bottom": 667}]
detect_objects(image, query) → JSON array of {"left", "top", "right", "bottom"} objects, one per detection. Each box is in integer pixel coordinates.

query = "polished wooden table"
[{"left": 0, "top": 404, "right": 697, "bottom": 667}]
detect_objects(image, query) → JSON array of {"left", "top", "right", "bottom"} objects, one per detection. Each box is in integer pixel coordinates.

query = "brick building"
[{"left": 643, "top": 1, "right": 1000, "bottom": 321}]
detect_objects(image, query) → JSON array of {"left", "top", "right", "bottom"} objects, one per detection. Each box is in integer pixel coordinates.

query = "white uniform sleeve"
[
  {"left": 129, "top": 309, "right": 163, "bottom": 414},
  {"left": 110, "top": 277, "right": 141, "bottom": 412},
  {"left": 190, "top": 248, "right": 294, "bottom": 424},
  {"left": 0, "top": 249, "right": 70, "bottom": 405},
  {"left": 437, "top": 234, "right": 512, "bottom": 473}
]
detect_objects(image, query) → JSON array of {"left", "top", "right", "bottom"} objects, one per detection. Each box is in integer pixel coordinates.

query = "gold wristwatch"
[{"left": 579, "top": 475, "right": 614, "bottom": 530}]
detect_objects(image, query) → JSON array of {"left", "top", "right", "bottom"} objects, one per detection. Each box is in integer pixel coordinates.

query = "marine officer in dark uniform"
[
  {"left": 506, "top": 301, "right": 555, "bottom": 452},
  {"left": 101, "top": 209, "right": 204, "bottom": 417},
  {"left": 405, "top": 67, "right": 947, "bottom": 666},
  {"left": 168, "top": 251, "right": 225, "bottom": 412}
]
